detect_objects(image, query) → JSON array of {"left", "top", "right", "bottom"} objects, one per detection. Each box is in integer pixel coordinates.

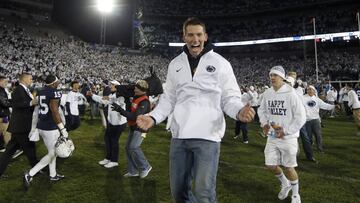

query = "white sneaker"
[
  {"left": 291, "top": 195, "right": 301, "bottom": 203},
  {"left": 278, "top": 182, "right": 292, "bottom": 200},
  {"left": 140, "top": 166, "right": 152, "bottom": 178},
  {"left": 123, "top": 172, "right": 139, "bottom": 178},
  {"left": 98, "top": 159, "right": 110, "bottom": 165},
  {"left": 104, "top": 162, "right": 119, "bottom": 168}
]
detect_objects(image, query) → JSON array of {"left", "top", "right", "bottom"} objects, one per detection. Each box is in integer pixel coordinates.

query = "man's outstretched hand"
[
  {"left": 136, "top": 115, "right": 155, "bottom": 131},
  {"left": 237, "top": 104, "right": 255, "bottom": 123}
]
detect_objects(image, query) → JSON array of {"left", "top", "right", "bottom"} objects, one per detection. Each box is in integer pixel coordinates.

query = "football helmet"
[{"left": 55, "top": 136, "right": 75, "bottom": 158}]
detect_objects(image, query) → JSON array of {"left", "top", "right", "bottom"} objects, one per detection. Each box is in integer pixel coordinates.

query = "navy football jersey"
[{"left": 37, "top": 87, "right": 62, "bottom": 130}]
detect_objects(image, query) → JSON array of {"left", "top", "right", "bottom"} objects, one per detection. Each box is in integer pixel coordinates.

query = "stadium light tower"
[{"left": 96, "top": 0, "right": 114, "bottom": 45}]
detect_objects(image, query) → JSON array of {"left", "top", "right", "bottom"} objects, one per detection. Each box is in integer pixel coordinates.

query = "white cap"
[
  {"left": 109, "top": 80, "right": 120, "bottom": 86},
  {"left": 308, "top": 85, "right": 316, "bottom": 91},
  {"left": 269, "top": 65, "right": 286, "bottom": 79}
]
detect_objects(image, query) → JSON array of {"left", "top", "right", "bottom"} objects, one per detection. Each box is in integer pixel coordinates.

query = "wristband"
[{"left": 57, "top": 123, "right": 65, "bottom": 130}]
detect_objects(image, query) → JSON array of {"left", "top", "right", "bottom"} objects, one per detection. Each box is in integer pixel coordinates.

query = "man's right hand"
[
  {"left": 31, "top": 98, "right": 38, "bottom": 106},
  {"left": 136, "top": 115, "right": 155, "bottom": 131},
  {"left": 262, "top": 124, "right": 270, "bottom": 137},
  {"left": 60, "top": 128, "right": 69, "bottom": 138}
]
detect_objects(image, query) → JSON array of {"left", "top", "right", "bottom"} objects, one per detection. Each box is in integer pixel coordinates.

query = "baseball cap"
[{"left": 135, "top": 80, "right": 149, "bottom": 92}]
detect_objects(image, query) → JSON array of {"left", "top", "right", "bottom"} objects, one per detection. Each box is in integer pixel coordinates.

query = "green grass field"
[{"left": 0, "top": 116, "right": 359, "bottom": 203}]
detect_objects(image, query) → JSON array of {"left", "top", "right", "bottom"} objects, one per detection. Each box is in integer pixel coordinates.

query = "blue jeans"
[
  {"left": 125, "top": 130, "right": 150, "bottom": 174},
  {"left": 170, "top": 138, "right": 220, "bottom": 203},
  {"left": 299, "top": 124, "right": 313, "bottom": 160},
  {"left": 305, "top": 119, "right": 323, "bottom": 151}
]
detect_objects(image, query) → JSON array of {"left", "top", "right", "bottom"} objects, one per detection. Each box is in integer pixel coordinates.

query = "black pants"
[
  {"left": 0, "top": 134, "right": 4, "bottom": 148},
  {"left": 104, "top": 123, "right": 126, "bottom": 162},
  {"left": 235, "top": 120, "right": 248, "bottom": 142},
  {"left": 343, "top": 101, "right": 352, "bottom": 117},
  {"left": 65, "top": 115, "right": 81, "bottom": 131},
  {"left": 252, "top": 106, "right": 259, "bottom": 122},
  {"left": 0, "top": 133, "right": 38, "bottom": 176}
]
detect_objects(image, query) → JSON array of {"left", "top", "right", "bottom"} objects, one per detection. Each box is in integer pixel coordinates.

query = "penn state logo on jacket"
[
  {"left": 206, "top": 65, "right": 216, "bottom": 73},
  {"left": 307, "top": 100, "right": 316, "bottom": 107}
]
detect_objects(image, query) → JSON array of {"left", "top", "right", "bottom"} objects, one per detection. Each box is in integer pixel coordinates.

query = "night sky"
[{"left": 52, "top": 0, "right": 133, "bottom": 47}]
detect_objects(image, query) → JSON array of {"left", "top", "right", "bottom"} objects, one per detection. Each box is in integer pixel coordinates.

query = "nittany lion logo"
[
  {"left": 206, "top": 65, "right": 216, "bottom": 73},
  {"left": 307, "top": 100, "right": 316, "bottom": 107}
]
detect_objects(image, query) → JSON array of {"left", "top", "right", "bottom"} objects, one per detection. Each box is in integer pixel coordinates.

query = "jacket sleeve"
[
  {"left": 118, "top": 100, "right": 150, "bottom": 120},
  {"left": 0, "top": 96, "right": 11, "bottom": 108},
  {"left": 149, "top": 62, "right": 177, "bottom": 124},
  {"left": 318, "top": 97, "right": 335, "bottom": 111},
  {"left": 219, "top": 60, "right": 245, "bottom": 120},
  {"left": 91, "top": 94, "right": 110, "bottom": 105},
  {"left": 257, "top": 91, "right": 269, "bottom": 127},
  {"left": 283, "top": 93, "right": 306, "bottom": 135}
]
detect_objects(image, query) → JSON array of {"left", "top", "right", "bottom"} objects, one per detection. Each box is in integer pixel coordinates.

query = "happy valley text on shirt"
[{"left": 267, "top": 100, "right": 287, "bottom": 116}]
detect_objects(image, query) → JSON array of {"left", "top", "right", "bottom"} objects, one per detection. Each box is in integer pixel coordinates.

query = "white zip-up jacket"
[
  {"left": 258, "top": 84, "right": 306, "bottom": 139},
  {"left": 248, "top": 90, "right": 259, "bottom": 107},
  {"left": 303, "top": 94, "right": 335, "bottom": 121},
  {"left": 326, "top": 89, "right": 337, "bottom": 102},
  {"left": 348, "top": 89, "right": 360, "bottom": 110},
  {"left": 150, "top": 50, "right": 244, "bottom": 142},
  {"left": 66, "top": 91, "right": 87, "bottom": 116},
  {"left": 92, "top": 93, "right": 127, "bottom": 126}
]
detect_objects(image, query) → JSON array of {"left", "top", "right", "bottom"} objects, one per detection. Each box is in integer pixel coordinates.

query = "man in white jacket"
[
  {"left": 65, "top": 81, "right": 87, "bottom": 131},
  {"left": 326, "top": 86, "right": 338, "bottom": 118},
  {"left": 258, "top": 66, "right": 306, "bottom": 203},
  {"left": 88, "top": 80, "right": 127, "bottom": 168},
  {"left": 304, "top": 85, "right": 337, "bottom": 153},
  {"left": 347, "top": 84, "right": 360, "bottom": 136},
  {"left": 136, "top": 17, "right": 255, "bottom": 203}
]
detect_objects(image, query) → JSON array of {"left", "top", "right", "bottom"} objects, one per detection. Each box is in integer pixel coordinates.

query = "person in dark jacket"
[
  {"left": 0, "top": 73, "right": 39, "bottom": 178},
  {"left": 112, "top": 80, "right": 152, "bottom": 178},
  {"left": 0, "top": 76, "right": 11, "bottom": 151}
]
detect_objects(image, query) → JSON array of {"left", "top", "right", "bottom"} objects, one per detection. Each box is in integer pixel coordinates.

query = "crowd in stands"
[
  {"left": 0, "top": 23, "right": 169, "bottom": 87},
  {"left": 1, "top": 17, "right": 359, "bottom": 89},
  {"left": 139, "top": 0, "right": 347, "bottom": 17},
  {"left": 141, "top": 6, "right": 358, "bottom": 43}
]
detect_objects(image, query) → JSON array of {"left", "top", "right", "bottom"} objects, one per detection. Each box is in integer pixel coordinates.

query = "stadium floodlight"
[{"left": 96, "top": 0, "right": 114, "bottom": 14}]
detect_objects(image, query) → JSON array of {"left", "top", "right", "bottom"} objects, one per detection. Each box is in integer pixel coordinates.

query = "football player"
[{"left": 24, "top": 75, "right": 68, "bottom": 188}]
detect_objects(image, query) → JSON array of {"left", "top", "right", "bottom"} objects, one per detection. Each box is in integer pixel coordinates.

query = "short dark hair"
[
  {"left": 183, "top": 17, "right": 206, "bottom": 34},
  {"left": 70, "top": 81, "right": 79, "bottom": 87},
  {"left": 0, "top": 75, "right": 7, "bottom": 80},
  {"left": 19, "top": 72, "right": 31, "bottom": 81}
]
